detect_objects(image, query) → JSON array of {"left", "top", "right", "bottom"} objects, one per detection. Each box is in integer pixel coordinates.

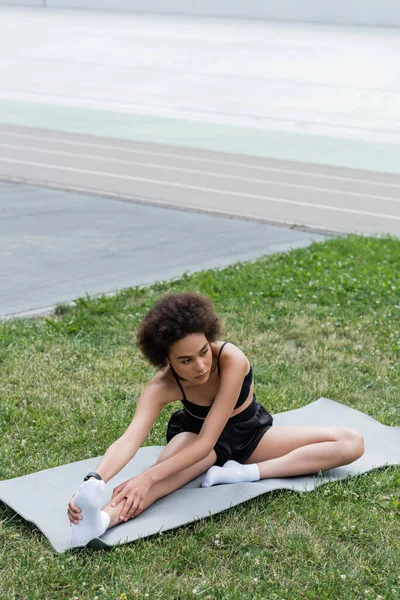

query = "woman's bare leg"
[
  {"left": 202, "top": 426, "right": 364, "bottom": 487},
  {"left": 246, "top": 426, "right": 364, "bottom": 477},
  {"left": 103, "top": 433, "right": 216, "bottom": 529}
]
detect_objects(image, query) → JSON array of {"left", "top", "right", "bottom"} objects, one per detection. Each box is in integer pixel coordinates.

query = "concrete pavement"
[
  {"left": 0, "top": 8, "right": 399, "bottom": 317},
  {"left": 1, "top": 124, "right": 400, "bottom": 236},
  {"left": 0, "top": 180, "right": 327, "bottom": 318}
]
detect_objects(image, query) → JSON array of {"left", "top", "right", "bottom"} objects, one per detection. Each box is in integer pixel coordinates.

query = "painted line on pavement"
[
  {"left": 0, "top": 175, "right": 346, "bottom": 235},
  {"left": 1, "top": 142, "right": 398, "bottom": 203},
  {"left": 1, "top": 156, "right": 400, "bottom": 221},
  {"left": 2, "top": 129, "right": 400, "bottom": 188}
]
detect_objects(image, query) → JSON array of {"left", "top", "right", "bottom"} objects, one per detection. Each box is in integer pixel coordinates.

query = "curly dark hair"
[{"left": 137, "top": 292, "right": 221, "bottom": 367}]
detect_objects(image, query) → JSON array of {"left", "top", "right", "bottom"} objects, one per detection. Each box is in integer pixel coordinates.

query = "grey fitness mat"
[{"left": 1, "top": 398, "right": 399, "bottom": 553}]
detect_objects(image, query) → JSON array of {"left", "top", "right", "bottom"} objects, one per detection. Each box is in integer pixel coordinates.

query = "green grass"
[{"left": 0, "top": 234, "right": 399, "bottom": 600}]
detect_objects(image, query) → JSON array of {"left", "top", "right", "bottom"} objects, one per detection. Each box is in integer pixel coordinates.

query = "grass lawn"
[{"left": 0, "top": 234, "right": 399, "bottom": 600}]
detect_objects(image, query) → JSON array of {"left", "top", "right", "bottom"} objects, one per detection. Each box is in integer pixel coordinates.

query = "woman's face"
[{"left": 168, "top": 333, "right": 213, "bottom": 384}]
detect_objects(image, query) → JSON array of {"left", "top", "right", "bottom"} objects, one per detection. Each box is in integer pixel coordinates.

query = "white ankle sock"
[
  {"left": 70, "top": 479, "right": 110, "bottom": 547},
  {"left": 201, "top": 460, "right": 260, "bottom": 488}
]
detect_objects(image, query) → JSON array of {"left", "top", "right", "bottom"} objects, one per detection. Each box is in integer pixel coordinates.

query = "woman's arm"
[
  {"left": 146, "top": 344, "right": 249, "bottom": 484},
  {"left": 68, "top": 377, "right": 172, "bottom": 524},
  {"left": 92, "top": 379, "right": 169, "bottom": 482}
]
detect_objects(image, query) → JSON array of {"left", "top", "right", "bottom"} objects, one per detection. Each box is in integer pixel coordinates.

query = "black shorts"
[{"left": 166, "top": 398, "right": 273, "bottom": 466}]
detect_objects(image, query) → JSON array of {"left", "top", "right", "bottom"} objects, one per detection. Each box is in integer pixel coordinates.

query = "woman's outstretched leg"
[
  {"left": 103, "top": 450, "right": 215, "bottom": 528},
  {"left": 103, "top": 433, "right": 216, "bottom": 528},
  {"left": 71, "top": 433, "right": 215, "bottom": 545}
]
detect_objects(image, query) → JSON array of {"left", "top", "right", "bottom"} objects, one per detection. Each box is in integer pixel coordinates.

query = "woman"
[{"left": 68, "top": 292, "right": 364, "bottom": 547}]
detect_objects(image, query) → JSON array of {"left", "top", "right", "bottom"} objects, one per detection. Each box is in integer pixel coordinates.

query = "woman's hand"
[
  {"left": 67, "top": 494, "right": 82, "bottom": 525},
  {"left": 111, "top": 473, "right": 153, "bottom": 521}
]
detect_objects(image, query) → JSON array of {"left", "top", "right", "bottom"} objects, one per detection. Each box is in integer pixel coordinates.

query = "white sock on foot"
[
  {"left": 70, "top": 479, "right": 110, "bottom": 547},
  {"left": 201, "top": 460, "right": 260, "bottom": 488}
]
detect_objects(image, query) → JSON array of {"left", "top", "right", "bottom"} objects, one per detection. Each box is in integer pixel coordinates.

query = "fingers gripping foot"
[
  {"left": 70, "top": 479, "right": 110, "bottom": 547},
  {"left": 201, "top": 460, "right": 260, "bottom": 488}
]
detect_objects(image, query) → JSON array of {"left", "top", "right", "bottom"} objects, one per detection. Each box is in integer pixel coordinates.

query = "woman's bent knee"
[{"left": 340, "top": 428, "right": 364, "bottom": 462}]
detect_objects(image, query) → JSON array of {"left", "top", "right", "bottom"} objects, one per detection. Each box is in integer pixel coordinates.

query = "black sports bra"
[{"left": 170, "top": 342, "right": 253, "bottom": 419}]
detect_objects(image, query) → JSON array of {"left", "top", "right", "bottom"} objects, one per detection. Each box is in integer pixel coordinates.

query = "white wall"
[
  {"left": 0, "top": 1, "right": 43, "bottom": 5},
  {"left": 1, "top": 0, "right": 400, "bottom": 27}
]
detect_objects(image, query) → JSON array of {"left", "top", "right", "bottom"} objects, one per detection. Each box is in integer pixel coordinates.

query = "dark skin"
[
  {"left": 68, "top": 335, "right": 250, "bottom": 524},
  {"left": 68, "top": 335, "right": 364, "bottom": 527}
]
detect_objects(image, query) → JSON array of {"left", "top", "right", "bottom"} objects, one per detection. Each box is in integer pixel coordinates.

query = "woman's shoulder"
[
  {"left": 213, "top": 340, "right": 246, "bottom": 355},
  {"left": 213, "top": 341, "right": 250, "bottom": 369},
  {"left": 146, "top": 367, "right": 180, "bottom": 402}
]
